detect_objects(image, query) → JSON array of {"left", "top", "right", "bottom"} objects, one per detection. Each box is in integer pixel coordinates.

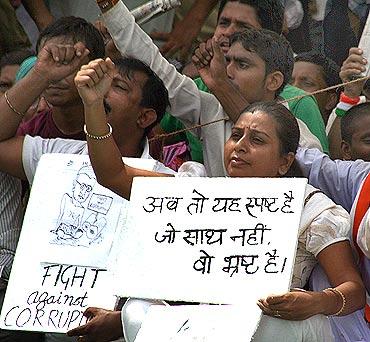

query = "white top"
[
  {"left": 102, "top": 1, "right": 323, "bottom": 177},
  {"left": 294, "top": 184, "right": 350, "bottom": 288},
  {"left": 22, "top": 135, "right": 174, "bottom": 185}
]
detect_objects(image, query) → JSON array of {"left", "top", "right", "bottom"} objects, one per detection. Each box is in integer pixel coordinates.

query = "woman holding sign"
[{"left": 69, "top": 58, "right": 365, "bottom": 342}]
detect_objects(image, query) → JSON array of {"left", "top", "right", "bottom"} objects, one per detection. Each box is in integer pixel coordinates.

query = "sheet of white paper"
[
  {"left": 34, "top": 155, "right": 125, "bottom": 268},
  {"left": 0, "top": 154, "right": 159, "bottom": 333},
  {"left": 135, "top": 304, "right": 262, "bottom": 342},
  {"left": 116, "top": 177, "right": 307, "bottom": 305}
]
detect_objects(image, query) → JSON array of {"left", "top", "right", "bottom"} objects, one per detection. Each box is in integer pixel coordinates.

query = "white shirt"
[{"left": 22, "top": 135, "right": 174, "bottom": 185}]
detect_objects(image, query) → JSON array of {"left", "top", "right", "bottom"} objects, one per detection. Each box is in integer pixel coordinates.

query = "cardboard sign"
[
  {"left": 0, "top": 154, "right": 158, "bottom": 333},
  {"left": 116, "top": 177, "right": 307, "bottom": 305}
]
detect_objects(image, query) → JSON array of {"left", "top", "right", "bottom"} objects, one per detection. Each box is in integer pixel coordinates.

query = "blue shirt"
[{"left": 296, "top": 147, "right": 370, "bottom": 212}]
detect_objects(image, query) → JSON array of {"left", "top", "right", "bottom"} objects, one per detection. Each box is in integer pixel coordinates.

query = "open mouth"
[
  {"left": 219, "top": 40, "right": 230, "bottom": 54},
  {"left": 220, "top": 42, "right": 230, "bottom": 54}
]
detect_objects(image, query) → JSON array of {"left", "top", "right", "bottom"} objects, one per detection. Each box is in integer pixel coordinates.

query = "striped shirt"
[{"left": 0, "top": 172, "right": 22, "bottom": 288}]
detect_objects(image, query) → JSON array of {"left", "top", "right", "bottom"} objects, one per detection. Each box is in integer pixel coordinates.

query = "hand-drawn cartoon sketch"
[{"left": 51, "top": 165, "right": 112, "bottom": 247}]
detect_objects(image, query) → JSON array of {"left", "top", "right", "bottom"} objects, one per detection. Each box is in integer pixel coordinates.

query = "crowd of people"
[{"left": 0, "top": 0, "right": 369, "bottom": 341}]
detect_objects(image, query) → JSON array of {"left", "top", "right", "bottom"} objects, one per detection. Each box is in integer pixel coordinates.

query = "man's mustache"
[{"left": 103, "top": 99, "right": 112, "bottom": 114}]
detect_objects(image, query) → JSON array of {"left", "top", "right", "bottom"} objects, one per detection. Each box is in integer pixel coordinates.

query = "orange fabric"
[
  {"left": 365, "top": 305, "right": 370, "bottom": 322},
  {"left": 352, "top": 173, "right": 370, "bottom": 323},
  {"left": 352, "top": 174, "right": 370, "bottom": 258}
]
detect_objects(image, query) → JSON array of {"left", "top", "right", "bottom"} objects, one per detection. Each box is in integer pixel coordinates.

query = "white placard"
[
  {"left": 116, "top": 177, "right": 307, "bottom": 305},
  {"left": 0, "top": 154, "right": 158, "bottom": 333},
  {"left": 39, "top": 156, "right": 125, "bottom": 268},
  {"left": 359, "top": 12, "right": 370, "bottom": 77},
  {"left": 135, "top": 304, "right": 261, "bottom": 342}
]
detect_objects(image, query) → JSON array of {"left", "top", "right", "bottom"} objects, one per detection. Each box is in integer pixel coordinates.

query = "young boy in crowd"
[
  {"left": 292, "top": 51, "right": 340, "bottom": 126},
  {"left": 341, "top": 103, "right": 370, "bottom": 162}
]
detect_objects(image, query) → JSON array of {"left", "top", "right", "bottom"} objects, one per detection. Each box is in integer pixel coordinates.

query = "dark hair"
[
  {"left": 230, "top": 28, "right": 294, "bottom": 94},
  {"left": 0, "top": 49, "right": 34, "bottom": 68},
  {"left": 341, "top": 102, "right": 370, "bottom": 143},
  {"left": 218, "top": 0, "right": 284, "bottom": 34},
  {"left": 36, "top": 17, "right": 105, "bottom": 60},
  {"left": 114, "top": 57, "right": 170, "bottom": 133},
  {"left": 294, "top": 51, "right": 341, "bottom": 88},
  {"left": 241, "top": 101, "right": 303, "bottom": 177}
]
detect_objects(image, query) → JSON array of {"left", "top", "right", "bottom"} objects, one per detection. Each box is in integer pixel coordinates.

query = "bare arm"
[
  {"left": 74, "top": 58, "right": 171, "bottom": 200},
  {"left": 0, "top": 136, "right": 27, "bottom": 180},
  {"left": 0, "top": 42, "right": 90, "bottom": 142},
  {"left": 22, "top": 0, "right": 54, "bottom": 31},
  {"left": 316, "top": 241, "right": 365, "bottom": 315},
  {"left": 0, "top": 70, "right": 48, "bottom": 142},
  {"left": 150, "top": 0, "right": 218, "bottom": 61}
]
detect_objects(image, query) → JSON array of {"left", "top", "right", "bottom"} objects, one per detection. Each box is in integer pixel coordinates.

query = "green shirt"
[
  {"left": 280, "top": 84, "right": 329, "bottom": 153},
  {"left": 160, "top": 79, "right": 329, "bottom": 160},
  {"left": 160, "top": 78, "right": 206, "bottom": 163}
]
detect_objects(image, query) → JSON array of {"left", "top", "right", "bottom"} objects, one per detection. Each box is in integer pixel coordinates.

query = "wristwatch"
[{"left": 97, "top": 0, "right": 120, "bottom": 12}]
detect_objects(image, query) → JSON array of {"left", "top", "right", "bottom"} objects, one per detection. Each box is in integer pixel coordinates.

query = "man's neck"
[
  {"left": 265, "top": 92, "right": 277, "bottom": 102},
  {"left": 52, "top": 103, "right": 85, "bottom": 135},
  {"left": 115, "top": 131, "right": 145, "bottom": 158}
]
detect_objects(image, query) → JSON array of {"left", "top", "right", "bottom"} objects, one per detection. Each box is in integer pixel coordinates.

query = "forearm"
[
  {"left": 208, "top": 78, "right": 249, "bottom": 123},
  {"left": 22, "top": 0, "right": 53, "bottom": 31},
  {"left": 0, "top": 69, "right": 49, "bottom": 141},
  {"left": 320, "top": 281, "right": 365, "bottom": 316},
  {"left": 183, "top": 0, "right": 218, "bottom": 30},
  {"left": 317, "top": 240, "right": 366, "bottom": 316},
  {"left": 84, "top": 101, "right": 133, "bottom": 199}
]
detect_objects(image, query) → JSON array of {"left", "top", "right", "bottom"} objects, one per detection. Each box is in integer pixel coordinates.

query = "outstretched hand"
[
  {"left": 192, "top": 37, "right": 228, "bottom": 90},
  {"left": 74, "top": 57, "right": 117, "bottom": 105},
  {"left": 257, "top": 289, "right": 322, "bottom": 321},
  {"left": 67, "top": 307, "right": 122, "bottom": 342},
  {"left": 34, "top": 42, "right": 90, "bottom": 84}
]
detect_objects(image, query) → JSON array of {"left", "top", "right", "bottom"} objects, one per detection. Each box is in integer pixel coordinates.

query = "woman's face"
[{"left": 224, "top": 110, "right": 293, "bottom": 178}]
